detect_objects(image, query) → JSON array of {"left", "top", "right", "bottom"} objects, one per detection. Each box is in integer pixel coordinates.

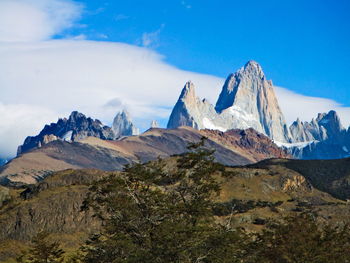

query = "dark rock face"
[
  {"left": 17, "top": 111, "right": 115, "bottom": 155},
  {"left": 201, "top": 128, "right": 290, "bottom": 161}
]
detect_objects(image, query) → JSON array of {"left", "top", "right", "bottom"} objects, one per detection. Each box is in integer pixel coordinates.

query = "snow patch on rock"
[{"left": 202, "top": 118, "right": 226, "bottom": 132}]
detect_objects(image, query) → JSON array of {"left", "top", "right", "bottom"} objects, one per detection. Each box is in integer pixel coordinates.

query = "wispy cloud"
[
  {"left": 181, "top": 0, "right": 192, "bottom": 9},
  {"left": 275, "top": 86, "right": 350, "bottom": 127},
  {"left": 142, "top": 24, "right": 165, "bottom": 48},
  {"left": 69, "top": 33, "right": 87, "bottom": 40},
  {"left": 96, "top": 33, "right": 108, "bottom": 39},
  {"left": 114, "top": 14, "right": 129, "bottom": 21}
]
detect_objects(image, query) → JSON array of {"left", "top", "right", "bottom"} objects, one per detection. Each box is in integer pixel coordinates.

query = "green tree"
[
  {"left": 17, "top": 231, "right": 65, "bottom": 263},
  {"left": 250, "top": 214, "right": 350, "bottom": 263},
  {"left": 80, "top": 138, "right": 247, "bottom": 262}
]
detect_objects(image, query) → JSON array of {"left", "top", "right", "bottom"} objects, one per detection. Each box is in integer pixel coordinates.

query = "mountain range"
[
  {"left": 168, "top": 60, "right": 350, "bottom": 159},
  {"left": 0, "top": 126, "right": 288, "bottom": 185},
  {"left": 17, "top": 110, "right": 139, "bottom": 155},
  {"left": 1, "top": 60, "right": 349, "bottom": 185}
]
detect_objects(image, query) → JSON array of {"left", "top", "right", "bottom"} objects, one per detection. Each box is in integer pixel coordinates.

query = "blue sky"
[{"left": 59, "top": 0, "right": 350, "bottom": 106}]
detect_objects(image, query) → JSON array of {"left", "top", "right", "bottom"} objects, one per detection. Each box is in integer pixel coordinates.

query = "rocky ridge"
[
  {"left": 285, "top": 110, "right": 350, "bottom": 159},
  {"left": 17, "top": 110, "right": 139, "bottom": 155}
]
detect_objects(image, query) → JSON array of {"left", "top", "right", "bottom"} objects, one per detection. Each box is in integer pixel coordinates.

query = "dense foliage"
[
  {"left": 17, "top": 232, "right": 65, "bottom": 263},
  {"left": 79, "top": 138, "right": 249, "bottom": 262},
  {"left": 250, "top": 215, "right": 350, "bottom": 263}
]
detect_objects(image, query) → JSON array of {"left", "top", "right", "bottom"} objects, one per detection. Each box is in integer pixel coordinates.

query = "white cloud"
[
  {"left": 275, "top": 87, "right": 350, "bottom": 127},
  {"left": 0, "top": 103, "right": 58, "bottom": 158},
  {"left": 0, "top": 0, "right": 82, "bottom": 42},
  {"left": 0, "top": 40, "right": 223, "bottom": 158}
]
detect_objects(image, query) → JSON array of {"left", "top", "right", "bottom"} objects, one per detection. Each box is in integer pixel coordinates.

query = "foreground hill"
[
  {"left": 0, "top": 154, "right": 350, "bottom": 261},
  {"left": 0, "top": 127, "right": 288, "bottom": 186},
  {"left": 250, "top": 157, "right": 350, "bottom": 201}
]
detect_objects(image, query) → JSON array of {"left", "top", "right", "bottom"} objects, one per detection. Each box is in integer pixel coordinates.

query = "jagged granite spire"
[
  {"left": 215, "top": 60, "right": 292, "bottom": 142},
  {"left": 167, "top": 61, "right": 292, "bottom": 142},
  {"left": 290, "top": 110, "right": 344, "bottom": 143},
  {"left": 112, "top": 110, "right": 140, "bottom": 138},
  {"left": 167, "top": 81, "right": 219, "bottom": 130},
  {"left": 216, "top": 61, "right": 265, "bottom": 112}
]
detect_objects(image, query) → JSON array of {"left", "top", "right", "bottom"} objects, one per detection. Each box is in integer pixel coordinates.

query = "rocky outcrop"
[
  {"left": 17, "top": 111, "right": 115, "bottom": 155},
  {"left": 112, "top": 110, "right": 139, "bottom": 138},
  {"left": 282, "top": 175, "right": 311, "bottom": 192},
  {"left": 167, "top": 61, "right": 292, "bottom": 142},
  {"left": 166, "top": 61, "right": 350, "bottom": 160},
  {"left": 290, "top": 118, "right": 317, "bottom": 142},
  {"left": 0, "top": 169, "right": 103, "bottom": 262}
]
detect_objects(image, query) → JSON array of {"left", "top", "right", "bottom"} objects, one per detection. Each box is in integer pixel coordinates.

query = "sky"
[{"left": 0, "top": 0, "right": 349, "bottom": 158}]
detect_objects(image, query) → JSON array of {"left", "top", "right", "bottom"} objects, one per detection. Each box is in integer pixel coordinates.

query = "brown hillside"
[{"left": 0, "top": 127, "right": 288, "bottom": 185}]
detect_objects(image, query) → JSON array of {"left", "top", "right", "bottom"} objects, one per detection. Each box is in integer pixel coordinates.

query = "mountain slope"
[
  {"left": 0, "top": 127, "right": 288, "bottom": 186},
  {"left": 250, "top": 157, "right": 350, "bottom": 200}
]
